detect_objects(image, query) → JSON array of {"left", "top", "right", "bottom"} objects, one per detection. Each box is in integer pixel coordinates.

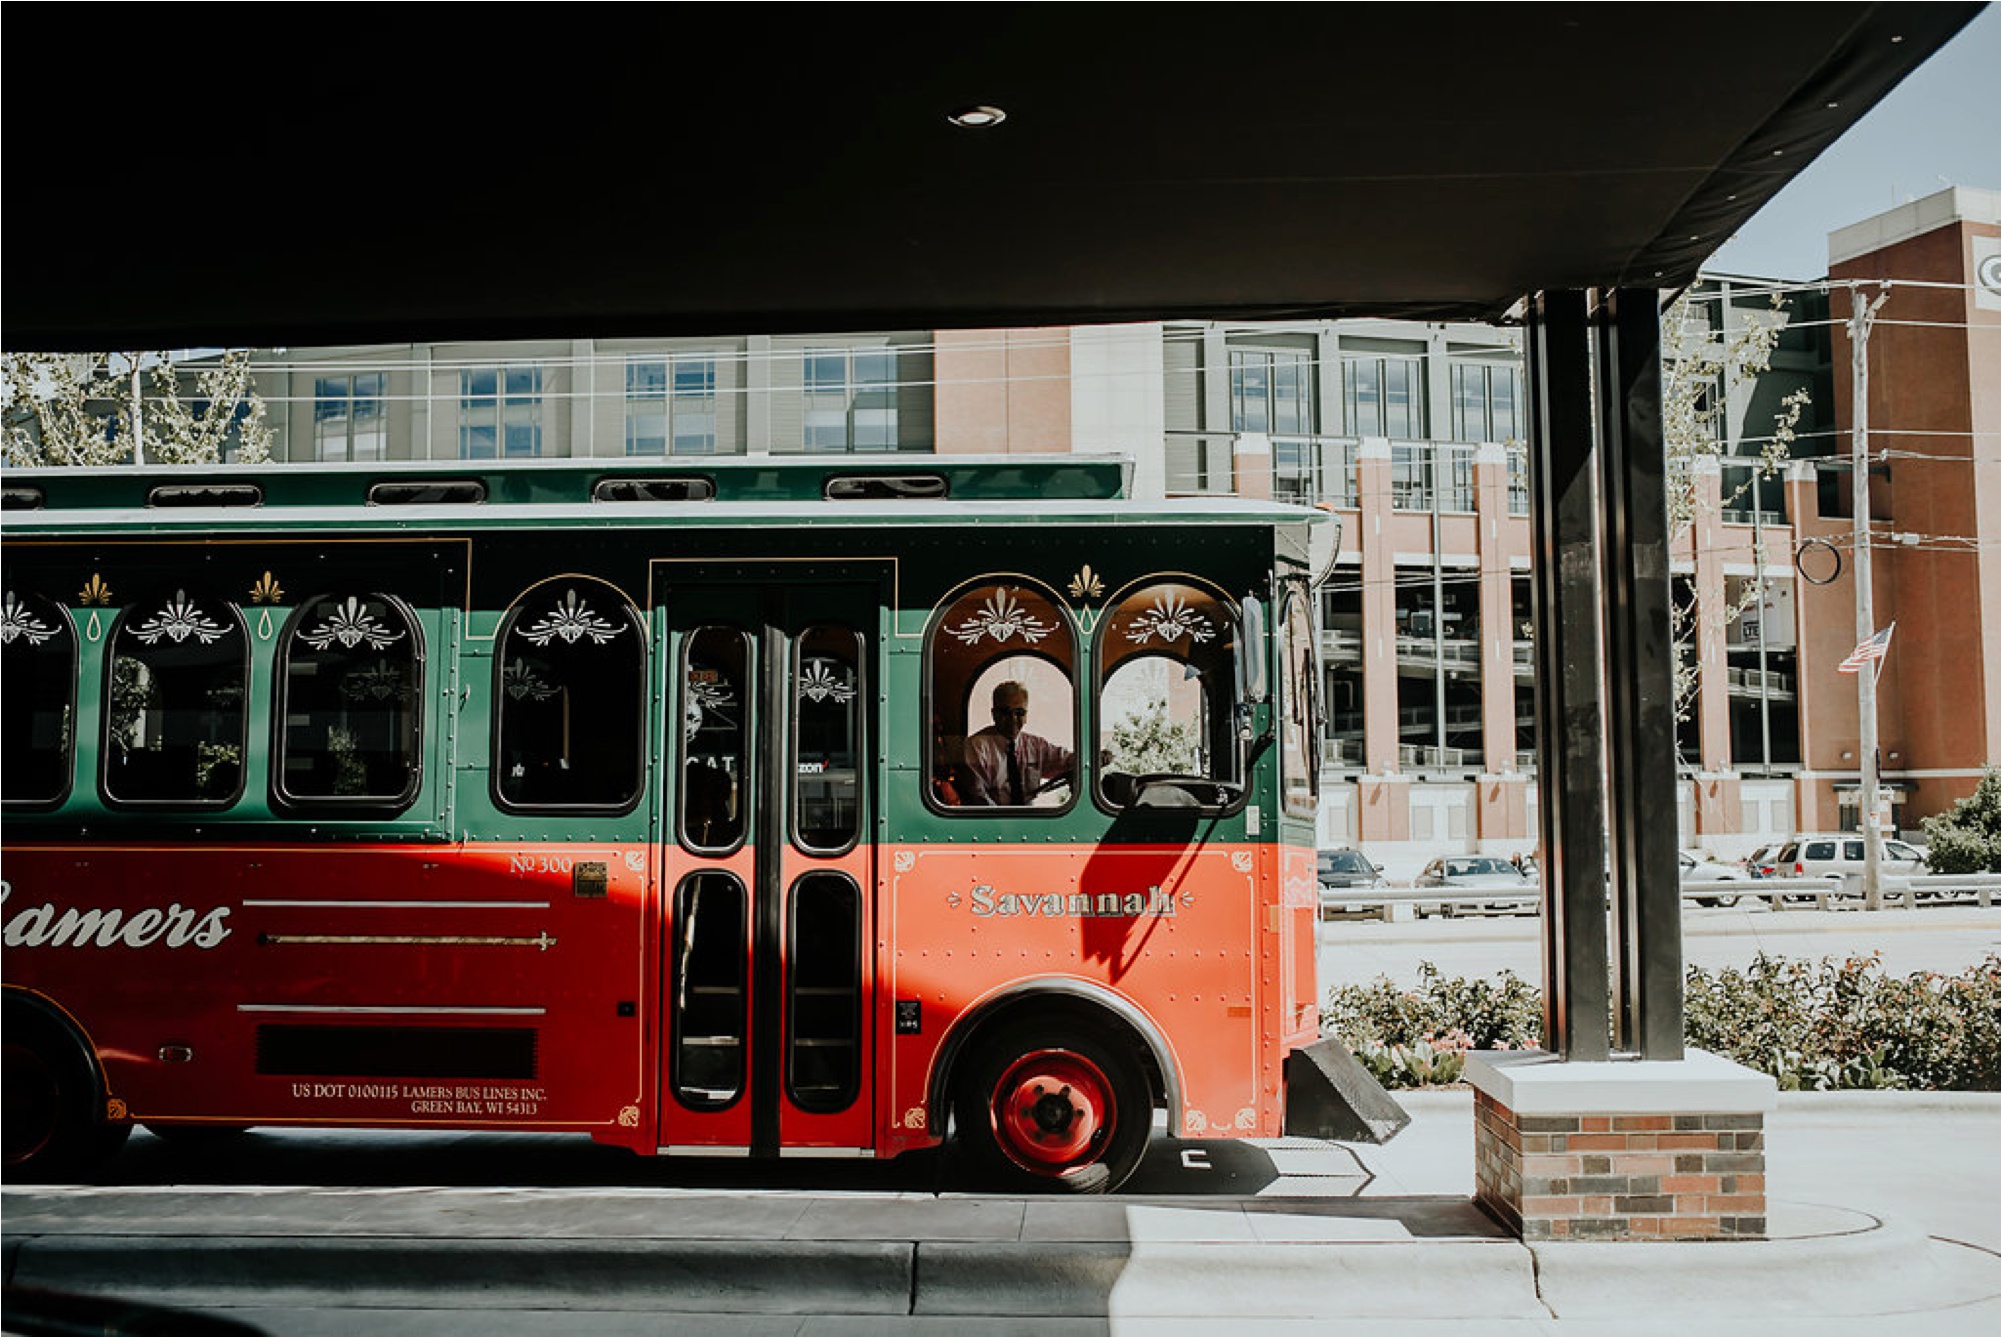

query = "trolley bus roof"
[{"left": 1, "top": 456, "right": 1335, "bottom": 549}]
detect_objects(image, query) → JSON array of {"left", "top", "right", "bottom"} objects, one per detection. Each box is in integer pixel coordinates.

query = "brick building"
[{"left": 223, "top": 190, "right": 1997, "bottom": 873}]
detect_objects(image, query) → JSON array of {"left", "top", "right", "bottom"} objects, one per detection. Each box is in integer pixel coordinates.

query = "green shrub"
[
  {"left": 1683, "top": 951, "right": 2000, "bottom": 1091},
  {"left": 1324, "top": 953, "right": 2000, "bottom": 1092},
  {"left": 1322, "top": 961, "right": 1543, "bottom": 1088},
  {"left": 1922, "top": 767, "right": 2000, "bottom": 875}
]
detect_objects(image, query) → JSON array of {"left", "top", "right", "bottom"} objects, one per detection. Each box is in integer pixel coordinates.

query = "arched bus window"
[
  {"left": 793, "top": 625, "right": 863, "bottom": 853},
  {"left": 1279, "top": 581, "right": 1321, "bottom": 818},
  {"left": 495, "top": 580, "right": 645, "bottom": 813},
  {"left": 681, "top": 627, "right": 750, "bottom": 852},
  {"left": 2, "top": 590, "right": 77, "bottom": 808},
  {"left": 1095, "top": 578, "right": 1243, "bottom": 809},
  {"left": 276, "top": 592, "right": 423, "bottom": 810},
  {"left": 926, "top": 581, "right": 1076, "bottom": 812},
  {"left": 103, "top": 587, "right": 248, "bottom": 808}
]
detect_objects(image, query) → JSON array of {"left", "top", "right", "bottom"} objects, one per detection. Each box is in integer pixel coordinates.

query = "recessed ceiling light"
[{"left": 948, "top": 105, "right": 1007, "bottom": 128}]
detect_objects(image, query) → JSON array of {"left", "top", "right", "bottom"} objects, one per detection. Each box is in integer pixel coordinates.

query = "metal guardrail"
[{"left": 1320, "top": 872, "right": 2000, "bottom": 921}]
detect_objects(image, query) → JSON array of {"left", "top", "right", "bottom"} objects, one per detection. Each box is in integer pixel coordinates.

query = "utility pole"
[
  {"left": 1848, "top": 284, "right": 1890, "bottom": 909},
  {"left": 126, "top": 353, "right": 146, "bottom": 466}
]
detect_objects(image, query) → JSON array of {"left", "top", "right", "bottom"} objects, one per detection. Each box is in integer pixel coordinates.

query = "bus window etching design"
[
  {"left": 104, "top": 587, "right": 247, "bottom": 808},
  {"left": 277, "top": 592, "right": 422, "bottom": 810},
  {"left": 298, "top": 596, "right": 406, "bottom": 651},
  {"left": 926, "top": 580, "right": 1076, "bottom": 811},
  {"left": 946, "top": 587, "right": 1058, "bottom": 646},
  {"left": 495, "top": 580, "right": 645, "bottom": 813},
  {"left": 2, "top": 590, "right": 76, "bottom": 807},
  {"left": 517, "top": 587, "right": 628, "bottom": 646}
]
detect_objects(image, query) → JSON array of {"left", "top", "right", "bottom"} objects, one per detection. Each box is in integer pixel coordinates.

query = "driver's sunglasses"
[{"left": 995, "top": 707, "right": 1029, "bottom": 717}]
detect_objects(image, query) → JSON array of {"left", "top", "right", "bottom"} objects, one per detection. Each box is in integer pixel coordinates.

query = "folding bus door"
[{"left": 657, "top": 570, "right": 878, "bottom": 1157}]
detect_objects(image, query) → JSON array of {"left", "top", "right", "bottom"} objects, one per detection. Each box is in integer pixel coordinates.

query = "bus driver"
[{"left": 957, "top": 681, "right": 1074, "bottom": 806}]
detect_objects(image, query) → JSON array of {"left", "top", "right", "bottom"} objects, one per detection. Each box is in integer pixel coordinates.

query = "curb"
[
  {"left": 8, "top": 1237, "right": 917, "bottom": 1317},
  {"left": 9, "top": 1216, "right": 1986, "bottom": 1322}
]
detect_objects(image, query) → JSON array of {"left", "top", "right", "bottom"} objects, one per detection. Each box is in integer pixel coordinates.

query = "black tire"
[
  {"left": 953, "top": 1016, "right": 1152, "bottom": 1194},
  {"left": 3, "top": 1006, "right": 130, "bottom": 1182}
]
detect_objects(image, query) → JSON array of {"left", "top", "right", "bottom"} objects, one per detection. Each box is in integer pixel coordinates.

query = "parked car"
[
  {"left": 1412, "top": 856, "right": 1536, "bottom": 918},
  {"left": 1316, "top": 848, "right": 1389, "bottom": 919},
  {"left": 1772, "top": 833, "right": 1929, "bottom": 897},
  {"left": 1740, "top": 843, "right": 1785, "bottom": 879},
  {"left": 1679, "top": 849, "right": 1749, "bottom": 908}
]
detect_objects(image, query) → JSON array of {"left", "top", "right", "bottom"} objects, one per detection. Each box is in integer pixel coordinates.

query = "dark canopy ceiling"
[{"left": 0, "top": 3, "right": 1979, "bottom": 351}]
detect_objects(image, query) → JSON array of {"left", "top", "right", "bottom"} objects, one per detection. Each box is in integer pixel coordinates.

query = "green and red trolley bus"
[{"left": 1, "top": 454, "right": 1361, "bottom": 1190}]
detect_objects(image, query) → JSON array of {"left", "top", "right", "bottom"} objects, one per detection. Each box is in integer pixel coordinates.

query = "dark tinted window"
[
  {"left": 681, "top": 627, "right": 751, "bottom": 852},
  {"left": 104, "top": 588, "right": 247, "bottom": 807},
  {"left": 793, "top": 626, "right": 862, "bottom": 852},
  {"left": 276, "top": 593, "right": 422, "bottom": 808},
  {"left": 495, "top": 581, "right": 645, "bottom": 812},
  {"left": 2, "top": 590, "right": 76, "bottom": 806}
]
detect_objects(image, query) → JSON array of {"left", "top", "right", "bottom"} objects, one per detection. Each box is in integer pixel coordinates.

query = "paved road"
[
  {"left": 4, "top": 905, "right": 1995, "bottom": 1334},
  {"left": 1320, "top": 902, "right": 2001, "bottom": 989},
  {"left": 5, "top": 1093, "right": 1995, "bottom": 1335}
]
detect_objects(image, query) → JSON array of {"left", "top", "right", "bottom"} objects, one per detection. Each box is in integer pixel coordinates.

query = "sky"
[{"left": 1703, "top": 3, "right": 2001, "bottom": 281}]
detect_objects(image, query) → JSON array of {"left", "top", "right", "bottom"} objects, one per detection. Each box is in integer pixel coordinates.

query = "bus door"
[{"left": 658, "top": 572, "right": 877, "bottom": 1157}]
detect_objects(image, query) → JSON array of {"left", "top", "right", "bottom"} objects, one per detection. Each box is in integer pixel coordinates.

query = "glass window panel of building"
[
  {"left": 460, "top": 366, "right": 543, "bottom": 459},
  {"left": 314, "top": 374, "right": 387, "bottom": 462},
  {"left": 1343, "top": 355, "right": 1424, "bottom": 439},
  {"left": 1230, "top": 348, "right": 1316, "bottom": 436},
  {"left": 1391, "top": 443, "right": 1433, "bottom": 511},
  {"left": 804, "top": 347, "right": 898, "bottom": 453},
  {"left": 1438, "top": 445, "right": 1477, "bottom": 512},
  {"left": 626, "top": 355, "right": 718, "bottom": 455},
  {"left": 1393, "top": 570, "right": 1483, "bottom": 769},
  {"left": 1449, "top": 360, "right": 1523, "bottom": 444}
]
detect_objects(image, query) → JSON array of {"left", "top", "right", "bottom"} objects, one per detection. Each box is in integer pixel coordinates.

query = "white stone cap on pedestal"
[{"left": 1464, "top": 1048, "right": 1778, "bottom": 1115}]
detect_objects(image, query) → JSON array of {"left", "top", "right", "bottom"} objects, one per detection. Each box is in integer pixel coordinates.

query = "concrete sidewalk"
[{"left": 3, "top": 1092, "right": 1996, "bottom": 1335}]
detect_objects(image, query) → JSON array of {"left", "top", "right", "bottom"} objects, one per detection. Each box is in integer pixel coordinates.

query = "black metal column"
[
  {"left": 1524, "top": 290, "right": 1610, "bottom": 1061},
  {"left": 1594, "top": 288, "right": 1684, "bottom": 1059}
]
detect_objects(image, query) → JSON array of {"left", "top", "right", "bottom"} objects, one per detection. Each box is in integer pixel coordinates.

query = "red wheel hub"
[{"left": 987, "top": 1048, "right": 1115, "bottom": 1175}]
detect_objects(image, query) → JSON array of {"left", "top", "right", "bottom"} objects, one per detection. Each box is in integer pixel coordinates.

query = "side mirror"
[{"left": 1237, "top": 594, "right": 1268, "bottom": 704}]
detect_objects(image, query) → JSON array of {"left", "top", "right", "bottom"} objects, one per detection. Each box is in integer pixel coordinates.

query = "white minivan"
[{"left": 1772, "top": 833, "right": 1927, "bottom": 896}]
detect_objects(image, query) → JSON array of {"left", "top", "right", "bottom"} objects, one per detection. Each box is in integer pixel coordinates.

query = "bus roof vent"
[
  {"left": 147, "top": 483, "right": 263, "bottom": 508},
  {"left": 824, "top": 473, "right": 949, "bottom": 501},
  {"left": 592, "top": 475, "right": 716, "bottom": 503},
  {"left": 1, "top": 485, "right": 45, "bottom": 510},
  {"left": 367, "top": 480, "right": 488, "bottom": 506}
]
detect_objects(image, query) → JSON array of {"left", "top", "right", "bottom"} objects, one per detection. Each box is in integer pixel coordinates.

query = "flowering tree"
[
  {"left": 2, "top": 349, "right": 273, "bottom": 467},
  {"left": 1660, "top": 289, "right": 1811, "bottom": 725}
]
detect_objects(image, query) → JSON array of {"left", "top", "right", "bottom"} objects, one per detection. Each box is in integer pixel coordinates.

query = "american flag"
[{"left": 1837, "top": 623, "right": 1895, "bottom": 675}]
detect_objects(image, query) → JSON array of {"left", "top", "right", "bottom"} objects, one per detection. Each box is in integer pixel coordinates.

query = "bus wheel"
[
  {"left": 2, "top": 1010, "right": 129, "bottom": 1182},
  {"left": 956, "top": 1019, "right": 1150, "bottom": 1194}
]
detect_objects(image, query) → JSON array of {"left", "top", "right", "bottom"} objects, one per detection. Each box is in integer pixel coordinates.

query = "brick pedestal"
[{"left": 1465, "top": 1049, "right": 1777, "bottom": 1241}]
